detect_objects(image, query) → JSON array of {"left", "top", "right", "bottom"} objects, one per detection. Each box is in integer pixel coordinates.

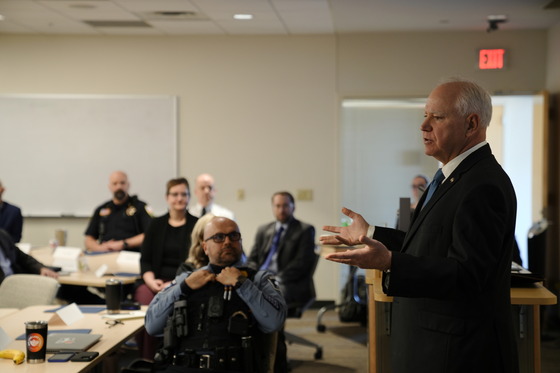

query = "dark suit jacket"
[
  {"left": 248, "top": 218, "right": 316, "bottom": 307},
  {"left": 375, "top": 145, "right": 518, "bottom": 373},
  {"left": 0, "top": 202, "right": 23, "bottom": 243},
  {"left": 0, "top": 229, "right": 44, "bottom": 284}
]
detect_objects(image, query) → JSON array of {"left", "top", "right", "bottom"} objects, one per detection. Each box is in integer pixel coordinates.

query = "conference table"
[
  {"left": 0, "top": 308, "right": 19, "bottom": 319},
  {"left": 30, "top": 247, "right": 140, "bottom": 287},
  {"left": 365, "top": 269, "right": 557, "bottom": 373},
  {"left": 0, "top": 305, "right": 147, "bottom": 373}
]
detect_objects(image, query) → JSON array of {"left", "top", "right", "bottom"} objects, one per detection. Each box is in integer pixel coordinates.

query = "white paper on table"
[
  {"left": 0, "top": 327, "right": 12, "bottom": 350},
  {"left": 101, "top": 311, "right": 146, "bottom": 320},
  {"left": 52, "top": 247, "right": 83, "bottom": 272},
  {"left": 116, "top": 251, "right": 140, "bottom": 273},
  {"left": 15, "top": 242, "right": 32, "bottom": 254},
  {"left": 56, "top": 303, "right": 84, "bottom": 325},
  {"left": 95, "top": 264, "right": 108, "bottom": 278}
]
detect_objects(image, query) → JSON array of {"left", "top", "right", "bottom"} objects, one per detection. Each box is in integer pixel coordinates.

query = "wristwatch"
[
  {"left": 234, "top": 275, "right": 247, "bottom": 289},
  {"left": 123, "top": 240, "right": 129, "bottom": 250}
]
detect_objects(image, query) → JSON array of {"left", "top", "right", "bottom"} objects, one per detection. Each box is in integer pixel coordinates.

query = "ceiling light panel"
[{"left": 192, "top": 0, "right": 273, "bottom": 20}]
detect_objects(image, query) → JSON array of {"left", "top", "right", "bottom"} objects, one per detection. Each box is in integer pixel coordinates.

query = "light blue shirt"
[{"left": 0, "top": 245, "right": 13, "bottom": 277}]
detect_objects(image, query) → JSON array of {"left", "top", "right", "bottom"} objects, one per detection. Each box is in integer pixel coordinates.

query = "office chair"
[
  {"left": 284, "top": 253, "right": 323, "bottom": 360},
  {"left": 317, "top": 265, "right": 367, "bottom": 332},
  {"left": 0, "top": 274, "right": 60, "bottom": 308}
]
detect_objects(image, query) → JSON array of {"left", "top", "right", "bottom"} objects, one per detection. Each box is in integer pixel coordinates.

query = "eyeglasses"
[
  {"left": 204, "top": 231, "right": 242, "bottom": 243},
  {"left": 168, "top": 192, "right": 190, "bottom": 198},
  {"left": 105, "top": 320, "right": 123, "bottom": 328}
]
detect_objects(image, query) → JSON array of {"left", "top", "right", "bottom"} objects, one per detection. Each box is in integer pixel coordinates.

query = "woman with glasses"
[{"left": 135, "top": 177, "right": 198, "bottom": 359}]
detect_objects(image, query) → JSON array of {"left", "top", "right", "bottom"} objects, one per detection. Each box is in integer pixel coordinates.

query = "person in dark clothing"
[
  {"left": 135, "top": 177, "right": 198, "bottom": 360},
  {"left": 0, "top": 229, "right": 58, "bottom": 284},
  {"left": 84, "top": 170, "right": 152, "bottom": 252},
  {"left": 0, "top": 180, "right": 23, "bottom": 243}
]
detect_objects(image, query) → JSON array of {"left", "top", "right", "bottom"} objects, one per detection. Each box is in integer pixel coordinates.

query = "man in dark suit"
[
  {"left": 321, "top": 79, "right": 519, "bottom": 373},
  {"left": 248, "top": 191, "right": 316, "bottom": 306},
  {"left": 0, "top": 180, "right": 23, "bottom": 243},
  {"left": 0, "top": 229, "right": 58, "bottom": 284},
  {"left": 248, "top": 191, "right": 316, "bottom": 372}
]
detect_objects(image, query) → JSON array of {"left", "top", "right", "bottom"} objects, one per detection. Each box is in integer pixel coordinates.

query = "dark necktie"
[
  {"left": 260, "top": 226, "right": 284, "bottom": 271},
  {"left": 422, "top": 168, "right": 444, "bottom": 208},
  {"left": 201, "top": 207, "right": 207, "bottom": 217}
]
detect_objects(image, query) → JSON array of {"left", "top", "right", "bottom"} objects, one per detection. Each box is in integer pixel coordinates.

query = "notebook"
[{"left": 46, "top": 333, "right": 102, "bottom": 352}]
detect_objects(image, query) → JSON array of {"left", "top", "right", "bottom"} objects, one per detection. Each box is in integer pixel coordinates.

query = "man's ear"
[
  {"left": 202, "top": 241, "right": 209, "bottom": 255},
  {"left": 466, "top": 113, "right": 480, "bottom": 135}
]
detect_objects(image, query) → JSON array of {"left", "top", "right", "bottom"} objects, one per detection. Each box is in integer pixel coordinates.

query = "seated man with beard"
[
  {"left": 84, "top": 170, "right": 153, "bottom": 252},
  {"left": 59, "top": 171, "right": 153, "bottom": 304}
]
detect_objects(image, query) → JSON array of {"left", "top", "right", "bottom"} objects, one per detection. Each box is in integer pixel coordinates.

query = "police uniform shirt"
[
  {"left": 84, "top": 196, "right": 152, "bottom": 243},
  {"left": 145, "top": 262, "right": 286, "bottom": 337}
]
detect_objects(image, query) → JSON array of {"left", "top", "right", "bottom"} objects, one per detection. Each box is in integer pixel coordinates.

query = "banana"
[{"left": 0, "top": 349, "right": 26, "bottom": 364}]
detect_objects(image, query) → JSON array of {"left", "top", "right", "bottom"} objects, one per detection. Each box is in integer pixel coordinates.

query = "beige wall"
[
  {"left": 546, "top": 23, "right": 560, "bottom": 93},
  {"left": 336, "top": 30, "right": 547, "bottom": 97},
  {"left": 0, "top": 30, "right": 552, "bottom": 300}
]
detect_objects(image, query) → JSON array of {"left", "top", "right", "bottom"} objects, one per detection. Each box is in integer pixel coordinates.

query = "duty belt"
[{"left": 173, "top": 348, "right": 244, "bottom": 371}]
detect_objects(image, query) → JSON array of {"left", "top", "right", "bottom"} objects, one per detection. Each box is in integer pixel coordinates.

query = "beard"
[{"left": 113, "top": 189, "right": 127, "bottom": 201}]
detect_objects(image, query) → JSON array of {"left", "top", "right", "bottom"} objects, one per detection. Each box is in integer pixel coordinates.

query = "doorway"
[{"left": 340, "top": 94, "right": 546, "bottom": 267}]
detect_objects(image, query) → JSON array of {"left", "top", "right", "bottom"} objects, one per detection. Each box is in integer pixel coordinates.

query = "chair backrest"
[
  {"left": 287, "top": 253, "right": 320, "bottom": 318},
  {"left": 0, "top": 274, "right": 60, "bottom": 308}
]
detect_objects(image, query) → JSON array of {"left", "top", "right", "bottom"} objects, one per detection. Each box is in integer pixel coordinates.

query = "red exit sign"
[{"left": 478, "top": 49, "right": 506, "bottom": 70}]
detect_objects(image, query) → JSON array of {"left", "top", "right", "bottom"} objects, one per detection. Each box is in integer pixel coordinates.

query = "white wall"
[{"left": 0, "top": 30, "right": 550, "bottom": 300}]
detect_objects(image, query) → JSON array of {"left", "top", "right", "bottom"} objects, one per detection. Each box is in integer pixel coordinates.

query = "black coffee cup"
[
  {"left": 25, "top": 320, "right": 48, "bottom": 363},
  {"left": 105, "top": 278, "right": 123, "bottom": 314}
]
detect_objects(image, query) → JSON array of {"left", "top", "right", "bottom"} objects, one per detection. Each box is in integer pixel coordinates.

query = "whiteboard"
[{"left": 0, "top": 94, "right": 177, "bottom": 217}]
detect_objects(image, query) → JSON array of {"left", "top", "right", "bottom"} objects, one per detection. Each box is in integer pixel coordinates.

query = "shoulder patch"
[
  {"left": 145, "top": 205, "right": 154, "bottom": 216},
  {"left": 99, "top": 208, "right": 111, "bottom": 217},
  {"left": 267, "top": 276, "right": 280, "bottom": 291}
]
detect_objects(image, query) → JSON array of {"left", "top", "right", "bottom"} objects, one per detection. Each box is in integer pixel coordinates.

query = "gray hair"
[{"left": 443, "top": 78, "right": 493, "bottom": 128}]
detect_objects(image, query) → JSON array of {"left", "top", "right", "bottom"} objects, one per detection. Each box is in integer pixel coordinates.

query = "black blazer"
[
  {"left": 0, "top": 229, "right": 44, "bottom": 284},
  {"left": 140, "top": 212, "right": 198, "bottom": 280},
  {"left": 248, "top": 218, "right": 316, "bottom": 307},
  {"left": 376, "top": 145, "right": 519, "bottom": 373}
]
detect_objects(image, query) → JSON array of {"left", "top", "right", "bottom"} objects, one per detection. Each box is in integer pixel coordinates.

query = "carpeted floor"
[
  {"left": 285, "top": 309, "right": 368, "bottom": 373},
  {"left": 286, "top": 306, "right": 560, "bottom": 373},
  {"left": 113, "top": 306, "right": 560, "bottom": 373}
]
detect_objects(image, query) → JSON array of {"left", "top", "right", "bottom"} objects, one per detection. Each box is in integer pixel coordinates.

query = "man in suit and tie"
[
  {"left": 321, "top": 79, "right": 519, "bottom": 373},
  {"left": 248, "top": 191, "right": 316, "bottom": 371}
]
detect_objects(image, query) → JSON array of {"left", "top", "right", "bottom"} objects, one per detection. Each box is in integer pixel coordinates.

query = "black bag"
[{"left": 338, "top": 266, "right": 367, "bottom": 323}]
